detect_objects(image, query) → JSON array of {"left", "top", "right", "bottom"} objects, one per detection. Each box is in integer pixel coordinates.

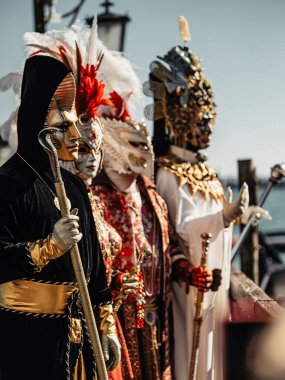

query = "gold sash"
[{"left": 0, "top": 279, "right": 78, "bottom": 314}]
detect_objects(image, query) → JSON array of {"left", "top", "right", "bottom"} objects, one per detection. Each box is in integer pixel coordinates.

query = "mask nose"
[
  {"left": 91, "top": 149, "right": 97, "bottom": 159},
  {"left": 69, "top": 123, "right": 81, "bottom": 140}
]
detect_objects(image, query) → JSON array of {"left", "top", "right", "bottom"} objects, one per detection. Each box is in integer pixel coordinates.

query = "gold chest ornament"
[{"left": 157, "top": 154, "right": 224, "bottom": 202}]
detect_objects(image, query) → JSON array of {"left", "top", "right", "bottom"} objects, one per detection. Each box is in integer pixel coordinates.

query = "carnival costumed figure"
[
  {"left": 145, "top": 17, "right": 269, "bottom": 380},
  {"left": 70, "top": 118, "right": 134, "bottom": 380},
  {"left": 0, "top": 49, "right": 119, "bottom": 380},
  {"left": 23, "top": 23, "right": 134, "bottom": 380},
  {"left": 86, "top": 42, "right": 174, "bottom": 380},
  {"left": 93, "top": 38, "right": 213, "bottom": 380}
]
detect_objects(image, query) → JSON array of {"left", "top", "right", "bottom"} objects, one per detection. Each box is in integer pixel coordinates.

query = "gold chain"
[{"left": 16, "top": 153, "right": 56, "bottom": 198}]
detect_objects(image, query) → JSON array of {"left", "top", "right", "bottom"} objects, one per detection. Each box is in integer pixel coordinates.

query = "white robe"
[{"left": 156, "top": 148, "right": 232, "bottom": 380}]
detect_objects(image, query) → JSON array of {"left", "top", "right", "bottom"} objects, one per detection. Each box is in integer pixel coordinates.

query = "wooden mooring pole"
[{"left": 238, "top": 159, "right": 260, "bottom": 284}]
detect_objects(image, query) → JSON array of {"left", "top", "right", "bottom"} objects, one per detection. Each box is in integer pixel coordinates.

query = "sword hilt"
[{"left": 200, "top": 233, "right": 212, "bottom": 268}]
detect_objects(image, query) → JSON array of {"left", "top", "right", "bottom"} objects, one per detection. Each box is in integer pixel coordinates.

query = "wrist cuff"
[
  {"left": 28, "top": 234, "right": 64, "bottom": 270},
  {"left": 97, "top": 302, "right": 117, "bottom": 335}
]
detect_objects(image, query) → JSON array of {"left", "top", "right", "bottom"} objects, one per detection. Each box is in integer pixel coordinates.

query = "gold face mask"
[{"left": 45, "top": 72, "right": 81, "bottom": 161}]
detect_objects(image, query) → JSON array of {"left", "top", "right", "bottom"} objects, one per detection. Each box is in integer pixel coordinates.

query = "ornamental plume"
[
  {"left": 178, "top": 16, "right": 191, "bottom": 43},
  {"left": 24, "top": 20, "right": 114, "bottom": 119},
  {"left": 76, "top": 62, "right": 113, "bottom": 119},
  {"left": 101, "top": 91, "right": 131, "bottom": 122}
]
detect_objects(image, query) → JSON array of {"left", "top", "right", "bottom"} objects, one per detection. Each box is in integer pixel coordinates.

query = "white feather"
[
  {"left": 24, "top": 30, "right": 78, "bottom": 76},
  {"left": 0, "top": 108, "right": 19, "bottom": 150},
  {"left": 86, "top": 16, "right": 98, "bottom": 66},
  {"left": 69, "top": 18, "right": 143, "bottom": 116},
  {"left": 70, "top": 20, "right": 92, "bottom": 66},
  {"left": 0, "top": 72, "right": 22, "bottom": 95},
  {"left": 0, "top": 71, "right": 22, "bottom": 149},
  {"left": 98, "top": 47, "right": 143, "bottom": 116},
  {"left": 24, "top": 31, "right": 57, "bottom": 57}
]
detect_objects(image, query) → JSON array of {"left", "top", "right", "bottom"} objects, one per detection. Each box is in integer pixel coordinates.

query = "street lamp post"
[
  {"left": 34, "top": 0, "right": 46, "bottom": 33},
  {"left": 86, "top": 1, "right": 130, "bottom": 51}
]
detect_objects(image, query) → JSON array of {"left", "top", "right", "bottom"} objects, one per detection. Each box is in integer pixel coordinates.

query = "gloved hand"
[
  {"left": 52, "top": 208, "right": 82, "bottom": 253},
  {"left": 101, "top": 333, "right": 121, "bottom": 371},
  {"left": 223, "top": 183, "right": 249, "bottom": 227},
  {"left": 190, "top": 266, "right": 213, "bottom": 291},
  {"left": 211, "top": 269, "right": 222, "bottom": 291},
  {"left": 240, "top": 205, "right": 271, "bottom": 226},
  {"left": 112, "top": 272, "right": 140, "bottom": 297},
  {"left": 97, "top": 303, "right": 121, "bottom": 371},
  {"left": 172, "top": 259, "right": 213, "bottom": 292}
]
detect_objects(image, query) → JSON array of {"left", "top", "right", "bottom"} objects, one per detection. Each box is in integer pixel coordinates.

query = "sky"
[{"left": 1, "top": 0, "right": 285, "bottom": 178}]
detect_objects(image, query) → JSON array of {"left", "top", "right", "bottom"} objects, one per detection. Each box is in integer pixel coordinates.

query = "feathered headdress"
[
  {"left": 76, "top": 59, "right": 113, "bottom": 119},
  {"left": 24, "top": 19, "right": 112, "bottom": 118},
  {"left": 93, "top": 38, "right": 143, "bottom": 119}
]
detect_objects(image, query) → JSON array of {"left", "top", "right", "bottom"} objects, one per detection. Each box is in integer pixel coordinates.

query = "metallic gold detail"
[
  {"left": 128, "top": 153, "right": 147, "bottom": 169},
  {"left": 157, "top": 154, "right": 224, "bottom": 202},
  {"left": 54, "top": 72, "right": 76, "bottom": 112},
  {"left": 28, "top": 233, "right": 64, "bottom": 270},
  {"left": 0, "top": 280, "right": 78, "bottom": 314},
  {"left": 74, "top": 352, "right": 86, "bottom": 380},
  {"left": 97, "top": 303, "right": 117, "bottom": 335},
  {"left": 70, "top": 318, "right": 82, "bottom": 344},
  {"left": 77, "top": 308, "right": 98, "bottom": 380},
  {"left": 145, "top": 38, "right": 216, "bottom": 150},
  {"left": 63, "top": 110, "right": 78, "bottom": 124},
  {"left": 178, "top": 16, "right": 191, "bottom": 42}
]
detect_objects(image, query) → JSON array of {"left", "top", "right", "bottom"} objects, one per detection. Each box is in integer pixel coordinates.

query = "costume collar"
[
  {"left": 170, "top": 145, "right": 198, "bottom": 164},
  {"left": 156, "top": 152, "right": 224, "bottom": 202},
  {"left": 104, "top": 166, "right": 138, "bottom": 193}
]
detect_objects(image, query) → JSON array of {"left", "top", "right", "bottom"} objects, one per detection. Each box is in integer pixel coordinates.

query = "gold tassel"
[{"left": 178, "top": 16, "right": 191, "bottom": 43}]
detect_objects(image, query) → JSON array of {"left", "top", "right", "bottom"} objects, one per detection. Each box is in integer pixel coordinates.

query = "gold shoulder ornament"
[{"left": 157, "top": 154, "right": 224, "bottom": 202}]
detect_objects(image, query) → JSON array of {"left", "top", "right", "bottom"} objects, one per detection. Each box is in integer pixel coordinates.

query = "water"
[{"left": 231, "top": 185, "right": 285, "bottom": 233}]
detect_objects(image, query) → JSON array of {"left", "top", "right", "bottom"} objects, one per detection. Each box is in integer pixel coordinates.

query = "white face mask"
[
  {"left": 102, "top": 117, "right": 154, "bottom": 179},
  {"left": 75, "top": 115, "right": 104, "bottom": 183}
]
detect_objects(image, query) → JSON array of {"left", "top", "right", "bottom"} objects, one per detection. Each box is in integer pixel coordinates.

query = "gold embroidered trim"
[
  {"left": 157, "top": 154, "right": 224, "bottom": 202},
  {"left": 28, "top": 234, "right": 64, "bottom": 270},
  {"left": 70, "top": 318, "right": 82, "bottom": 344},
  {"left": 97, "top": 303, "right": 117, "bottom": 335},
  {"left": 0, "top": 280, "right": 78, "bottom": 314}
]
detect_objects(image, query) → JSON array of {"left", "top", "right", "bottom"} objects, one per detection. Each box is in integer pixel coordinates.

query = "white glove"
[
  {"left": 240, "top": 205, "right": 271, "bottom": 226},
  {"left": 223, "top": 183, "right": 249, "bottom": 227},
  {"left": 101, "top": 333, "right": 121, "bottom": 371},
  {"left": 52, "top": 208, "right": 83, "bottom": 253}
]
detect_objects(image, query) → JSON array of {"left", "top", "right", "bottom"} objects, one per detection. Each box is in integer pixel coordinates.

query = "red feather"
[
  {"left": 101, "top": 91, "right": 131, "bottom": 121},
  {"left": 76, "top": 64, "right": 113, "bottom": 119}
]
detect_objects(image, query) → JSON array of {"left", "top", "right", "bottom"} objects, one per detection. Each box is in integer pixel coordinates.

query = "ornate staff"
[
  {"left": 38, "top": 127, "right": 108, "bottom": 380},
  {"left": 189, "top": 232, "right": 212, "bottom": 380},
  {"left": 231, "top": 163, "right": 285, "bottom": 262}
]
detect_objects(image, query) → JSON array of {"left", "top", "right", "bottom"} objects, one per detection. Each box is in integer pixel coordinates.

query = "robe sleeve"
[
  {"left": 0, "top": 176, "right": 41, "bottom": 284},
  {"left": 156, "top": 168, "right": 225, "bottom": 266}
]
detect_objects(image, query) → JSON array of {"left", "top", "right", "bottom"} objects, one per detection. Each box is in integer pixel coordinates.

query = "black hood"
[{"left": 17, "top": 55, "right": 71, "bottom": 170}]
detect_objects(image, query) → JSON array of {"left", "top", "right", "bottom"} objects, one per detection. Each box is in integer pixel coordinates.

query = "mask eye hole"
[
  {"left": 129, "top": 141, "right": 149, "bottom": 151},
  {"left": 78, "top": 142, "right": 90, "bottom": 155},
  {"left": 56, "top": 122, "right": 69, "bottom": 132},
  {"left": 79, "top": 114, "right": 91, "bottom": 126}
]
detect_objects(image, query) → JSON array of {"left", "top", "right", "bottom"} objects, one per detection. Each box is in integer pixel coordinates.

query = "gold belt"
[{"left": 0, "top": 280, "right": 78, "bottom": 314}]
